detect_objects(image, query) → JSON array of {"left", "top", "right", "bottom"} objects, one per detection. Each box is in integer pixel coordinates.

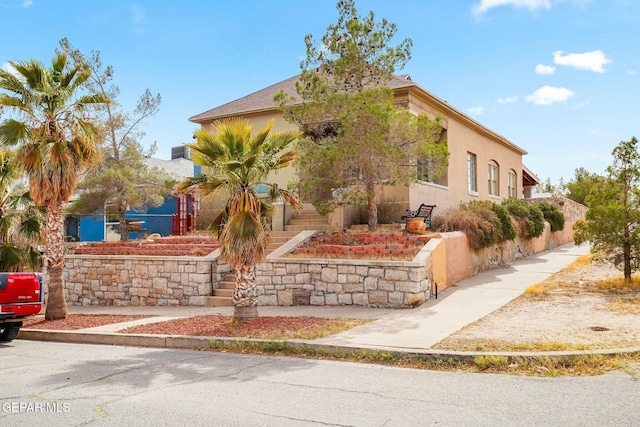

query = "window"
[
  {"left": 418, "top": 158, "right": 448, "bottom": 186},
  {"left": 488, "top": 160, "right": 499, "bottom": 196},
  {"left": 467, "top": 152, "right": 477, "bottom": 193},
  {"left": 417, "top": 128, "right": 448, "bottom": 186},
  {"left": 508, "top": 169, "right": 517, "bottom": 198}
]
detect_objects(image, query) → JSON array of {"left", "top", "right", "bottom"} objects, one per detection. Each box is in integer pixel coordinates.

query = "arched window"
[{"left": 488, "top": 160, "right": 499, "bottom": 196}]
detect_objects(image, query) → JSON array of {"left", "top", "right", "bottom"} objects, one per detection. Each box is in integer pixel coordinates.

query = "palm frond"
[
  {"left": 0, "top": 119, "right": 28, "bottom": 146},
  {"left": 0, "top": 243, "right": 24, "bottom": 271},
  {"left": 177, "top": 117, "right": 301, "bottom": 269}
]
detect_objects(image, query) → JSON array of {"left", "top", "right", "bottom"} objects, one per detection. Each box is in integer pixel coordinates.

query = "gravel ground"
[{"left": 434, "top": 258, "right": 640, "bottom": 350}]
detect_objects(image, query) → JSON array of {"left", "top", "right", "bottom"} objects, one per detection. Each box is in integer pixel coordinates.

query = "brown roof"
[
  {"left": 189, "top": 74, "right": 416, "bottom": 123},
  {"left": 189, "top": 73, "right": 527, "bottom": 156}
]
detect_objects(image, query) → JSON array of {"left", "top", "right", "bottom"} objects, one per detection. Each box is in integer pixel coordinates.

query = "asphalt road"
[{"left": 1, "top": 340, "right": 639, "bottom": 426}]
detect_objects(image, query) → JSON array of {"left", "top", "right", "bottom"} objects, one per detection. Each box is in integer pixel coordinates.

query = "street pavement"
[{"left": 21, "top": 242, "right": 634, "bottom": 357}]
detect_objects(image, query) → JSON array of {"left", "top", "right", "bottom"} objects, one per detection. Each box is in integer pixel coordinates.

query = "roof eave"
[
  {"left": 396, "top": 86, "right": 528, "bottom": 156},
  {"left": 190, "top": 106, "right": 285, "bottom": 124}
]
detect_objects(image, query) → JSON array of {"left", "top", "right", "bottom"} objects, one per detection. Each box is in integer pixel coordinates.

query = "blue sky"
[{"left": 1, "top": 0, "right": 639, "bottom": 185}]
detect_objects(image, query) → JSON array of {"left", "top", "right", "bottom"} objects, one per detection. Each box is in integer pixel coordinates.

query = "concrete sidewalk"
[
  {"left": 22, "top": 243, "right": 591, "bottom": 354},
  {"left": 312, "top": 242, "right": 590, "bottom": 351}
]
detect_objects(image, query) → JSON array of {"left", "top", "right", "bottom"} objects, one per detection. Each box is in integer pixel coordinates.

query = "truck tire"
[{"left": 0, "top": 325, "right": 21, "bottom": 342}]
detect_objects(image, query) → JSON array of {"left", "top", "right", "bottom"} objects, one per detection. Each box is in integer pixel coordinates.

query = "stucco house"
[{"left": 190, "top": 74, "right": 539, "bottom": 228}]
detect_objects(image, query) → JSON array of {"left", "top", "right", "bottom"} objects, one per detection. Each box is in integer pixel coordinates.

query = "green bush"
[
  {"left": 535, "top": 201, "right": 565, "bottom": 232},
  {"left": 433, "top": 199, "right": 552, "bottom": 248},
  {"left": 502, "top": 198, "right": 545, "bottom": 239},
  {"left": 463, "top": 201, "right": 502, "bottom": 247},
  {"left": 432, "top": 201, "right": 516, "bottom": 250}
]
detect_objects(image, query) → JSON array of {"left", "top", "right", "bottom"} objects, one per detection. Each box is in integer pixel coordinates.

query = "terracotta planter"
[{"left": 406, "top": 217, "right": 427, "bottom": 234}]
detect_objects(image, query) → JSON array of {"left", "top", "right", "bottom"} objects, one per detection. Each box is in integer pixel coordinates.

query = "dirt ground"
[{"left": 435, "top": 257, "right": 640, "bottom": 351}]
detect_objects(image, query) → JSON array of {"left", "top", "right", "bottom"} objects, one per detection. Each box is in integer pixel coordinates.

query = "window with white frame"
[
  {"left": 467, "top": 152, "right": 477, "bottom": 193},
  {"left": 488, "top": 160, "right": 499, "bottom": 196},
  {"left": 508, "top": 169, "right": 517, "bottom": 198}
]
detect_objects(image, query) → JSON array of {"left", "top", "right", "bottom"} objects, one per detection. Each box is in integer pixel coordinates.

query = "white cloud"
[
  {"left": 525, "top": 85, "right": 574, "bottom": 105},
  {"left": 473, "top": 0, "right": 551, "bottom": 15},
  {"left": 626, "top": 69, "right": 636, "bottom": 75},
  {"left": 22, "top": 0, "right": 33, "bottom": 7},
  {"left": 535, "top": 64, "right": 556, "bottom": 75},
  {"left": 553, "top": 50, "right": 611, "bottom": 73},
  {"left": 497, "top": 95, "right": 519, "bottom": 104},
  {"left": 468, "top": 106, "right": 484, "bottom": 115}
]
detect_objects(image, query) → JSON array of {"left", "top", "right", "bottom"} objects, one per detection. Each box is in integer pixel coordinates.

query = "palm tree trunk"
[
  {"left": 232, "top": 263, "right": 259, "bottom": 322},
  {"left": 44, "top": 203, "right": 68, "bottom": 320}
]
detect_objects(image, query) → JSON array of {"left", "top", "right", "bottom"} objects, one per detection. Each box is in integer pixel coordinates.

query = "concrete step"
[
  {"left": 204, "top": 296, "right": 233, "bottom": 307},
  {"left": 213, "top": 288, "right": 233, "bottom": 298},
  {"left": 218, "top": 280, "right": 235, "bottom": 289},
  {"left": 285, "top": 224, "right": 331, "bottom": 232},
  {"left": 293, "top": 212, "right": 325, "bottom": 218},
  {"left": 288, "top": 218, "right": 329, "bottom": 225}
]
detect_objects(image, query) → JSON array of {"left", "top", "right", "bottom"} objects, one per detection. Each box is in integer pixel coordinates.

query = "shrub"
[
  {"left": 465, "top": 201, "right": 516, "bottom": 243},
  {"left": 356, "top": 195, "right": 408, "bottom": 225},
  {"left": 463, "top": 201, "right": 502, "bottom": 246},
  {"left": 376, "top": 195, "right": 407, "bottom": 225},
  {"left": 432, "top": 207, "right": 493, "bottom": 249},
  {"left": 535, "top": 201, "right": 565, "bottom": 232},
  {"left": 491, "top": 202, "right": 517, "bottom": 241},
  {"left": 432, "top": 201, "right": 515, "bottom": 250},
  {"left": 502, "top": 198, "right": 545, "bottom": 239}
]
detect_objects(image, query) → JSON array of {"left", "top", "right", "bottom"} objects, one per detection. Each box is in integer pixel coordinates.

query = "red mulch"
[
  {"left": 119, "top": 315, "right": 349, "bottom": 339},
  {"left": 22, "top": 314, "right": 152, "bottom": 330}
]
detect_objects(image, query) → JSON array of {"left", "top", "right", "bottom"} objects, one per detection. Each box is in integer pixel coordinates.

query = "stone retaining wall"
[
  {"left": 63, "top": 254, "right": 220, "bottom": 306},
  {"left": 248, "top": 231, "right": 433, "bottom": 308},
  {"left": 62, "top": 231, "right": 433, "bottom": 309},
  {"left": 253, "top": 257, "right": 432, "bottom": 309}
]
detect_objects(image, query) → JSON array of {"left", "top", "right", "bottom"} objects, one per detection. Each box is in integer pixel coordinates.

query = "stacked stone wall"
[
  {"left": 63, "top": 255, "right": 217, "bottom": 306},
  {"left": 253, "top": 258, "right": 431, "bottom": 309}
]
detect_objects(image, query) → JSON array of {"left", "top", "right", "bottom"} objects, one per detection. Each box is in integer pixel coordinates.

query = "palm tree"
[
  {"left": 0, "top": 148, "right": 44, "bottom": 272},
  {"left": 177, "top": 118, "right": 301, "bottom": 322},
  {"left": 0, "top": 52, "right": 107, "bottom": 320}
]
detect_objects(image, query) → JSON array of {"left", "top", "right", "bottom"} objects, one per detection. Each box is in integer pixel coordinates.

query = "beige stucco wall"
[
  {"left": 196, "top": 85, "right": 527, "bottom": 218},
  {"left": 430, "top": 219, "right": 578, "bottom": 291},
  {"left": 404, "top": 91, "right": 524, "bottom": 211}
]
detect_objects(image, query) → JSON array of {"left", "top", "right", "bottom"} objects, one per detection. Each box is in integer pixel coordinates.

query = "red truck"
[{"left": 0, "top": 273, "right": 42, "bottom": 342}]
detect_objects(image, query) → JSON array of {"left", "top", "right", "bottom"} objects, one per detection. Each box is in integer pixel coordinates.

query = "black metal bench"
[{"left": 401, "top": 204, "right": 436, "bottom": 229}]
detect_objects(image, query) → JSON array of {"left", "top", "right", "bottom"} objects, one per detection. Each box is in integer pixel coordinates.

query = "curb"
[{"left": 18, "top": 329, "right": 640, "bottom": 362}]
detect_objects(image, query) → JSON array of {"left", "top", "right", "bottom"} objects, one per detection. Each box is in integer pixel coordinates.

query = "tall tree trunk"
[
  {"left": 44, "top": 203, "right": 68, "bottom": 320},
  {"left": 623, "top": 238, "right": 632, "bottom": 282},
  {"left": 232, "top": 263, "right": 258, "bottom": 322},
  {"left": 119, "top": 211, "right": 129, "bottom": 242},
  {"left": 367, "top": 184, "right": 378, "bottom": 232}
]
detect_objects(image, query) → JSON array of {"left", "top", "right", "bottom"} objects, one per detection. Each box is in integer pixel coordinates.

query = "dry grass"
[
  {"left": 524, "top": 254, "right": 634, "bottom": 299},
  {"left": 607, "top": 297, "right": 640, "bottom": 314},
  {"left": 595, "top": 277, "right": 640, "bottom": 294},
  {"left": 205, "top": 340, "right": 640, "bottom": 377},
  {"left": 444, "top": 338, "right": 594, "bottom": 353}
]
